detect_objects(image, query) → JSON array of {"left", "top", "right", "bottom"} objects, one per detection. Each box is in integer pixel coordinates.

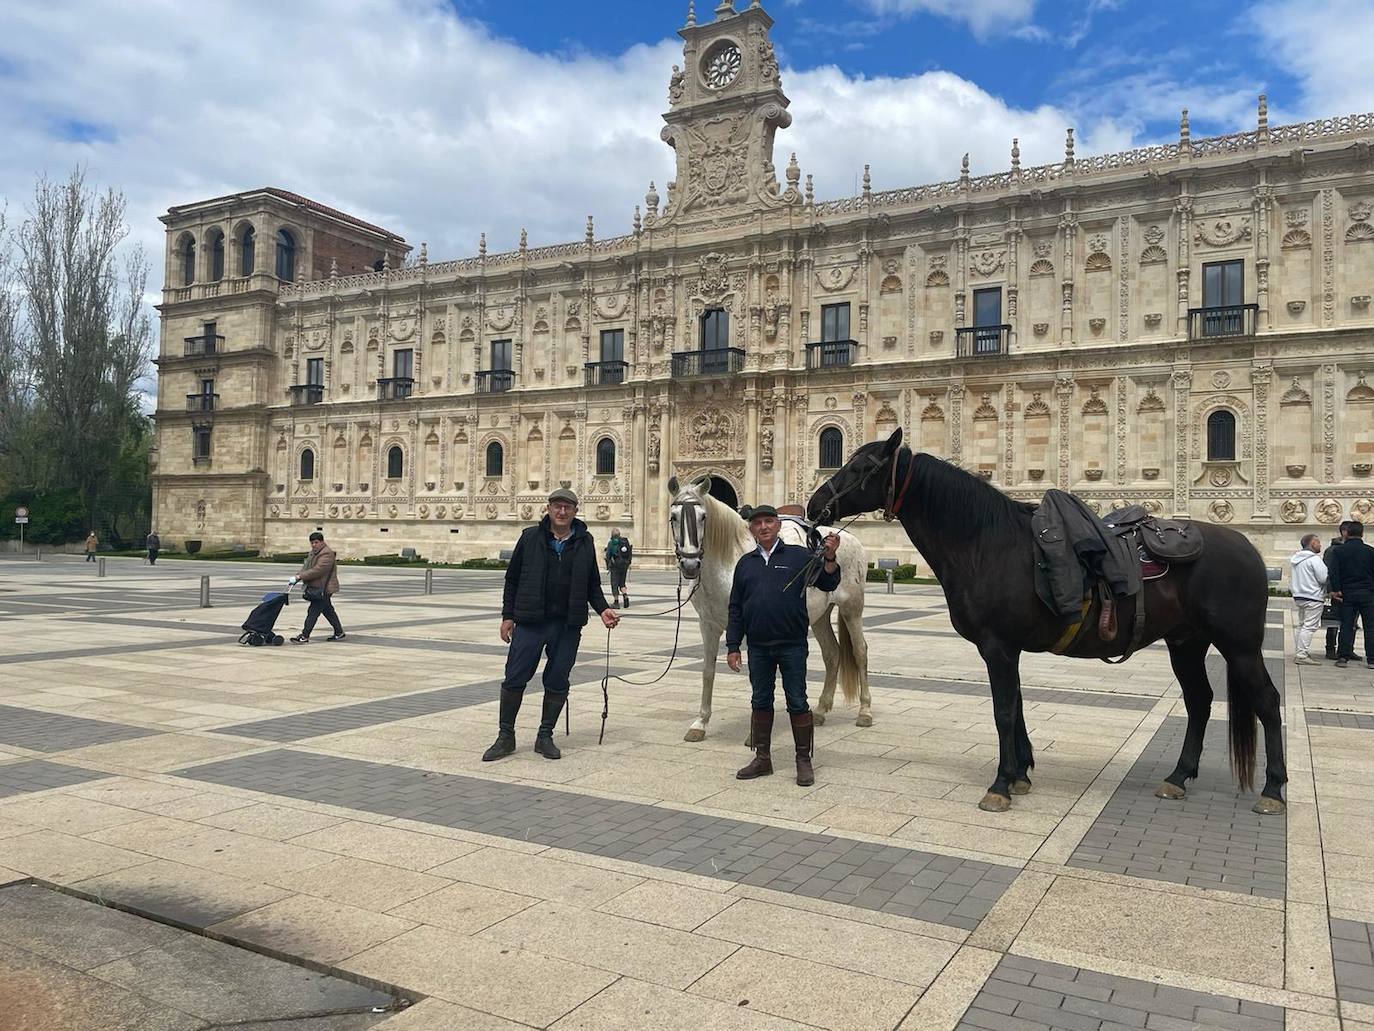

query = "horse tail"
[
  {"left": 838, "top": 616, "right": 860, "bottom": 705},
  {"left": 1225, "top": 654, "right": 1261, "bottom": 793}
]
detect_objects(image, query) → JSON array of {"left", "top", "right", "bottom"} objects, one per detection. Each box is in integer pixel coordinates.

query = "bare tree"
[{"left": 16, "top": 169, "right": 151, "bottom": 526}]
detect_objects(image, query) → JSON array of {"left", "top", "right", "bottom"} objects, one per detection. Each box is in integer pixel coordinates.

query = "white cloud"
[
  {"left": 0, "top": 0, "right": 1128, "bottom": 308},
  {"left": 1251, "top": 0, "right": 1374, "bottom": 118},
  {"left": 855, "top": 0, "right": 1038, "bottom": 38}
]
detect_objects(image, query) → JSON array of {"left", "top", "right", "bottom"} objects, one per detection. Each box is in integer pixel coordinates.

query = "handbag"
[{"left": 302, "top": 584, "right": 327, "bottom": 603}]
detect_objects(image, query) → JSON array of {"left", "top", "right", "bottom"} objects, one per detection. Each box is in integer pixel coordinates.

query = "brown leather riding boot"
[
  {"left": 790, "top": 711, "right": 815, "bottom": 787},
  {"left": 736, "top": 710, "right": 774, "bottom": 779}
]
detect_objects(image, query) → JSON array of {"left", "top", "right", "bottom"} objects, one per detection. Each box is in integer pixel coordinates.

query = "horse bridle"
[
  {"left": 670, "top": 495, "right": 706, "bottom": 577},
  {"left": 815, "top": 445, "right": 914, "bottom": 523}
]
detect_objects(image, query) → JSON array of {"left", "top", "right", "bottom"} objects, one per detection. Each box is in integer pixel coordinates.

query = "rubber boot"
[
  {"left": 736, "top": 710, "right": 774, "bottom": 779},
  {"left": 534, "top": 692, "right": 566, "bottom": 759},
  {"left": 790, "top": 711, "right": 815, "bottom": 787},
  {"left": 481, "top": 688, "right": 523, "bottom": 761}
]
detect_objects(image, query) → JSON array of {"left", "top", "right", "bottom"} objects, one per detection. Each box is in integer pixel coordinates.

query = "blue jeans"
[
  {"left": 502, "top": 619, "right": 583, "bottom": 697},
  {"left": 747, "top": 641, "right": 810, "bottom": 715}
]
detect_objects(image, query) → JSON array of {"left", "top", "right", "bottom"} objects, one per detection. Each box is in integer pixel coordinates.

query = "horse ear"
[
  {"left": 667, "top": 475, "right": 680, "bottom": 496},
  {"left": 883, "top": 427, "right": 904, "bottom": 454},
  {"left": 694, "top": 474, "right": 713, "bottom": 493}
]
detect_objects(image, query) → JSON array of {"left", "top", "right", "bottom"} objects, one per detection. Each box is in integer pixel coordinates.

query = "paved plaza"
[{"left": 0, "top": 555, "right": 1370, "bottom": 1029}]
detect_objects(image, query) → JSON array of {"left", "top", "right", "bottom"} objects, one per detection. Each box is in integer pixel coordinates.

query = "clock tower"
[{"left": 655, "top": 0, "right": 799, "bottom": 226}]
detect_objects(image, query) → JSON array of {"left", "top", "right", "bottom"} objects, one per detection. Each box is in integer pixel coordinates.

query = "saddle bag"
[{"left": 1138, "top": 520, "right": 1204, "bottom": 563}]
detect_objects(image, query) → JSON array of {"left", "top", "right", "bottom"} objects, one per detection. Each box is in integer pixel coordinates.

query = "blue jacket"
[{"left": 726, "top": 541, "right": 840, "bottom": 652}]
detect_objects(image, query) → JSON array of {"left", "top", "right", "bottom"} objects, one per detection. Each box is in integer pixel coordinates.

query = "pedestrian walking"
[
  {"left": 726, "top": 504, "right": 841, "bottom": 787},
  {"left": 84, "top": 531, "right": 98, "bottom": 562},
  {"left": 287, "top": 532, "right": 345, "bottom": 643},
  {"left": 1289, "top": 533, "right": 1327, "bottom": 665},
  {"left": 483, "top": 488, "right": 619, "bottom": 762},
  {"left": 606, "top": 528, "right": 633, "bottom": 609},
  {"left": 146, "top": 530, "right": 161, "bottom": 566},
  {"left": 1327, "top": 520, "right": 1374, "bottom": 668},
  {"left": 1324, "top": 523, "right": 1355, "bottom": 659}
]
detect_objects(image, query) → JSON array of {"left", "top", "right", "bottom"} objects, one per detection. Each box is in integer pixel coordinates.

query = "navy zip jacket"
[
  {"left": 726, "top": 541, "right": 840, "bottom": 652},
  {"left": 1328, "top": 537, "right": 1374, "bottom": 602}
]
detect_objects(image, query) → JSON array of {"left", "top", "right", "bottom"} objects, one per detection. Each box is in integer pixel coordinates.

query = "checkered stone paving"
[
  {"left": 1332, "top": 917, "right": 1374, "bottom": 1006},
  {"left": 175, "top": 748, "right": 1018, "bottom": 930},
  {"left": 1067, "top": 716, "right": 1287, "bottom": 897},
  {"left": 1304, "top": 708, "right": 1374, "bottom": 731},
  {"left": 956, "top": 954, "right": 1285, "bottom": 1030},
  {"left": 0, "top": 703, "right": 158, "bottom": 753},
  {"left": 0, "top": 759, "right": 110, "bottom": 798}
]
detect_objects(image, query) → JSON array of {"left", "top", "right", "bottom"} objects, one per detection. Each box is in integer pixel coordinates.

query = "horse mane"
[
  {"left": 699, "top": 489, "right": 754, "bottom": 561},
  {"left": 910, "top": 451, "right": 1036, "bottom": 537}
]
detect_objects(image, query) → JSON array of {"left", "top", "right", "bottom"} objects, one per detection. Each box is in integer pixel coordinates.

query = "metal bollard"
[
  {"left": 199, "top": 575, "right": 211, "bottom": 608},
  {"left": 886, "top": 569, "right": 894, "bottom": 594},
  {"left": 98, "top": 557, "right": 105, "bottom": 577},
  {"left": 424, "top": 567, "right": 433, "bottom": 595}
]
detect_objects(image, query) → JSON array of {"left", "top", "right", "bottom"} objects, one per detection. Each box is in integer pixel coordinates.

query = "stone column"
[
  {"left": 1056, "top": 374, "right": 1073, "bottom": 489},
  {"left": 1175, "top": 194, "right": 1193, "bottom": 337},
  {"left": 1251, "top": 366, "right": 1272, "bottom": 522},
  {"left": 1059, "top": 210, "right": 1077, "bottom": 345},
  {"left": 948, "top": 383, "right": 965, "bottom": 467},
  {"left": 745, "top": 392, "right": 759, "bottom": 504},
  {"left": 1172, "top": 368, "right": 1192, "bottom": 518}
]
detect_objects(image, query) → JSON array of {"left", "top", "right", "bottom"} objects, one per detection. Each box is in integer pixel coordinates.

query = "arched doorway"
[{"left": 706, "top": 476, "right": 738, "bottom": 510}]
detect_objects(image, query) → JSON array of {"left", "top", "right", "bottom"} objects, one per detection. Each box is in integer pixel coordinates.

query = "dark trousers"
[
  {"left": 85, "top": 552, "right": 95, "bottom": 562},
  {"left": 747, "top": 640, "right": 810, "bottom": 715},
  {"left": 303, "top": 594, "right": 343, "bottom": 637},
  {"left": 1327, "top": 602, "right": 1356, "bottom": 655},
  {"left": 1338, "top": 597, "right": 1374, "bottom": 661},
  {"left": 502, "top": 619, "right": 583, "bottom": 697},
  {"left": 609, "top": 566, "right": 627, "bottom": 594},
  {"left": 147, "top": 549, "right": 158, "bottom": 565}
]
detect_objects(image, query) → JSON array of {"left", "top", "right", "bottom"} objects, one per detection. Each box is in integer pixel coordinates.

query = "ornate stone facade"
[{"left": 153, "top": 2, "right": 1374, "bottom": 571}]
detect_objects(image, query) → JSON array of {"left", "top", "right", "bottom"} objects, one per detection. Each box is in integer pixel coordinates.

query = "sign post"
[{"left": 14, "top": 507, "right": 28, "bottom": 556}]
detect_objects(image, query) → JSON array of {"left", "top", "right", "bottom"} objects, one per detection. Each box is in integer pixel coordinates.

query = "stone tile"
[
  {"left": 552, "top": 976, "right": 815, "bottom": 1030},
  {"left": 210, "top": 892, "right": 417, "bottom": 963},
  {"left": 387, "top": 880, "right": 538, "bottom": 934},
  {"left": 376, "top": 998, "right": 531, "bottom": 1030},
  {"left": 690, "top": 945, "right": 924, "bottom": 1030},
  {"left": 481, "top": 899, "right": 738, "bottom": 988},
  {"left": 88, "top": 818, "right": 336, "bottom": 881},
  {"left": 0, "top": 703, "right": 157, "bottom": 752},
  {"left": 196, "top": 801, "right": 346, "bottom": 840},
  {"left": 429, "top": 847, "right": 642, "bottom": 908},
  {"left": 268, "top": 856, "right": 451, "bottom": 911},
  {"left": 73, "top": 858, "right": 294, "bottom": 928},
  {"left": 0, "top": 792, "right": 147, "bottom": 836},
  {"left": 290, "top": 821, "right": 483, "bottom": 871},
  {"left": 0, "top": 882, "right": 181, "bottom": 970},
  {"left": 696, "top": 897, "right": 957, "bottom": 986},
  {"left": 0, "top": 829, "right": 149, "bottom": 883},
  {"left": 596, "top": 879, "right": 738, "bottom": 931},
  {"left": 1015, "top": 877, "right": 1285, "bottom": 988},
  {"left": 345, "top": 923, "right": 617, "bottom": 1026},
  {"left": 0, "top": 759, "right": 110, "bottom": 799}
]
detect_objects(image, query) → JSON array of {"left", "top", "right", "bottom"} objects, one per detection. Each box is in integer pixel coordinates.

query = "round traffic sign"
[{"left": 14, "top": 507, "right": 27, "bottom": 518}]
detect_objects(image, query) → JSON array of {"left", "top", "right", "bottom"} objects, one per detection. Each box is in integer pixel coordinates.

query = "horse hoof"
[
  {"left": 1253, "top": 796, "right": 1286, "bottom": 816},
  {"left": 813, "top": 711, "right": 827, "bottom": 726},
  {"left": 684, "top": 728, "right": 706, "bottom": 743},
  {"left": 978, "top": 792, "right": 1011, "bottom": 813},
  {"left": 1010, "top": 779, "right": 1032, "bottom": 795},
  {"left": 855, "top": 713, "right": 874, "bottom": 728},
  {"left": 1155, "top": 781, "right": 1186, "bottom": 800}
]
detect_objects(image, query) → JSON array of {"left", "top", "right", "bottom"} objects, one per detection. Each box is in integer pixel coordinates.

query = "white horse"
[{"left": 668, "top": 476, "right": 872, "bottom": 742}]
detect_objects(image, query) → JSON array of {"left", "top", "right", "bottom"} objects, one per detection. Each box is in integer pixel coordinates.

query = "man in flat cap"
[
  {"left": 726, "top": 504, "right": 841, "bottom": 786},
  {"left": 483, "top": 487, "right": 620, "bottom": 762}
]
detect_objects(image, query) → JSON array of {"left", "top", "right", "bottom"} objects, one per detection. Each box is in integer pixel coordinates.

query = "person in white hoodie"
[{"left": 1291, "top": 533, "right": 1329, "bottom": 665}]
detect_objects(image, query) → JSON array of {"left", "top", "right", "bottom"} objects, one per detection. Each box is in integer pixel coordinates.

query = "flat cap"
[
  {"left": 547, "top": 487, "right": 579, "bottom": 507},
  {"left": 747, "top": 504, "right": 779, "bottom": 520}
]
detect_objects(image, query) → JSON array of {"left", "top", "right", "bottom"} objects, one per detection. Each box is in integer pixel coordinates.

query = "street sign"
[
  {"left": 14, "top": 517, "right": 28, "bottom": 525},
  {"left": 14, "top": 507, "right": 27, "bottom": 518}
]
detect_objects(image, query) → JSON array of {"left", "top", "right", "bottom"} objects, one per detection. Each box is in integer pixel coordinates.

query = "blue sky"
[{"left": 0, "top": 0, "right": 1368, "bottom": 297}]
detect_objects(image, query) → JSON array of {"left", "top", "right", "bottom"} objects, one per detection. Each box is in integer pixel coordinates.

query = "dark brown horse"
[{"left": 807, "top": 429, "right": 1285, "bottom": 816}]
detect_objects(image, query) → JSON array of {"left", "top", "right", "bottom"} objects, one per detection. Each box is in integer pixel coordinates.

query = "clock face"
[{"left": 704, "top": 43, "right": 741, "bottom": 90}]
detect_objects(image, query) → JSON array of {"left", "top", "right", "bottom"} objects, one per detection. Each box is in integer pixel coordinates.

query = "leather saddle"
[{"left": 1102, "top": 505, "right": 1205, "bottom": 564}]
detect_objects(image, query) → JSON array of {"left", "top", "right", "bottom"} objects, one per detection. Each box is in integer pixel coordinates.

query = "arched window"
[
  {"left": 299, "top": 448, "right": 315, "bottom": 481},
  {"left": 239, "top": 225, "right": 256, "bottom": 276},
  {"left": 1207, "top": 410, "right": 1237, "bottom": 461},
  {"left": 485, "top": 441, "right": 504, "bottom": 477},
  {"left": 386, "top": 445, "right": 403, "bottom": 479},
  {"left": 180, "top": 236, "right": 196, "bottom": 286},
  {"left": 819, "top": 427, "right": 845, "bottom": 470},
  {"left": 276, "top": 229, "right": 296, "bottom": 281},
  {"left": 596, "top": 437, "right": 616, "bottom": 475},
  {"left": 207, "top": 230, "right": 225, "bottom": 282}
]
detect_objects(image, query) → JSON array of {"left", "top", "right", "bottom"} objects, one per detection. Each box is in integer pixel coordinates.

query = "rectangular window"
[
  {"left": 1202, "top": 260, "right": 1244, "bottom": 308},
  {"left": 200, "top": 378, "right": 215, "bottom": 396},
  {"left": 821, "top": 303, "right": 850, "bottom": 342},
  {"left": 600, "top": 329, "right": 624, "bottom": 364},
  {"left": 306, "top": 358, "right": 323, "bottom": 386},
  {"left": 972, "top": 288, "right": 1003, "bottom": 355},
  {"left": 193, "top": 426, "right": 212, "bottom": 460},
  {"left": 700, "top": 309, "right": 729, "bottom": 351},
  {"left": 392, "top": 348, "right": 413, "bottom": 380},
  {"left": 490, "top": 339, "right": 512, "bottom": 371}
]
